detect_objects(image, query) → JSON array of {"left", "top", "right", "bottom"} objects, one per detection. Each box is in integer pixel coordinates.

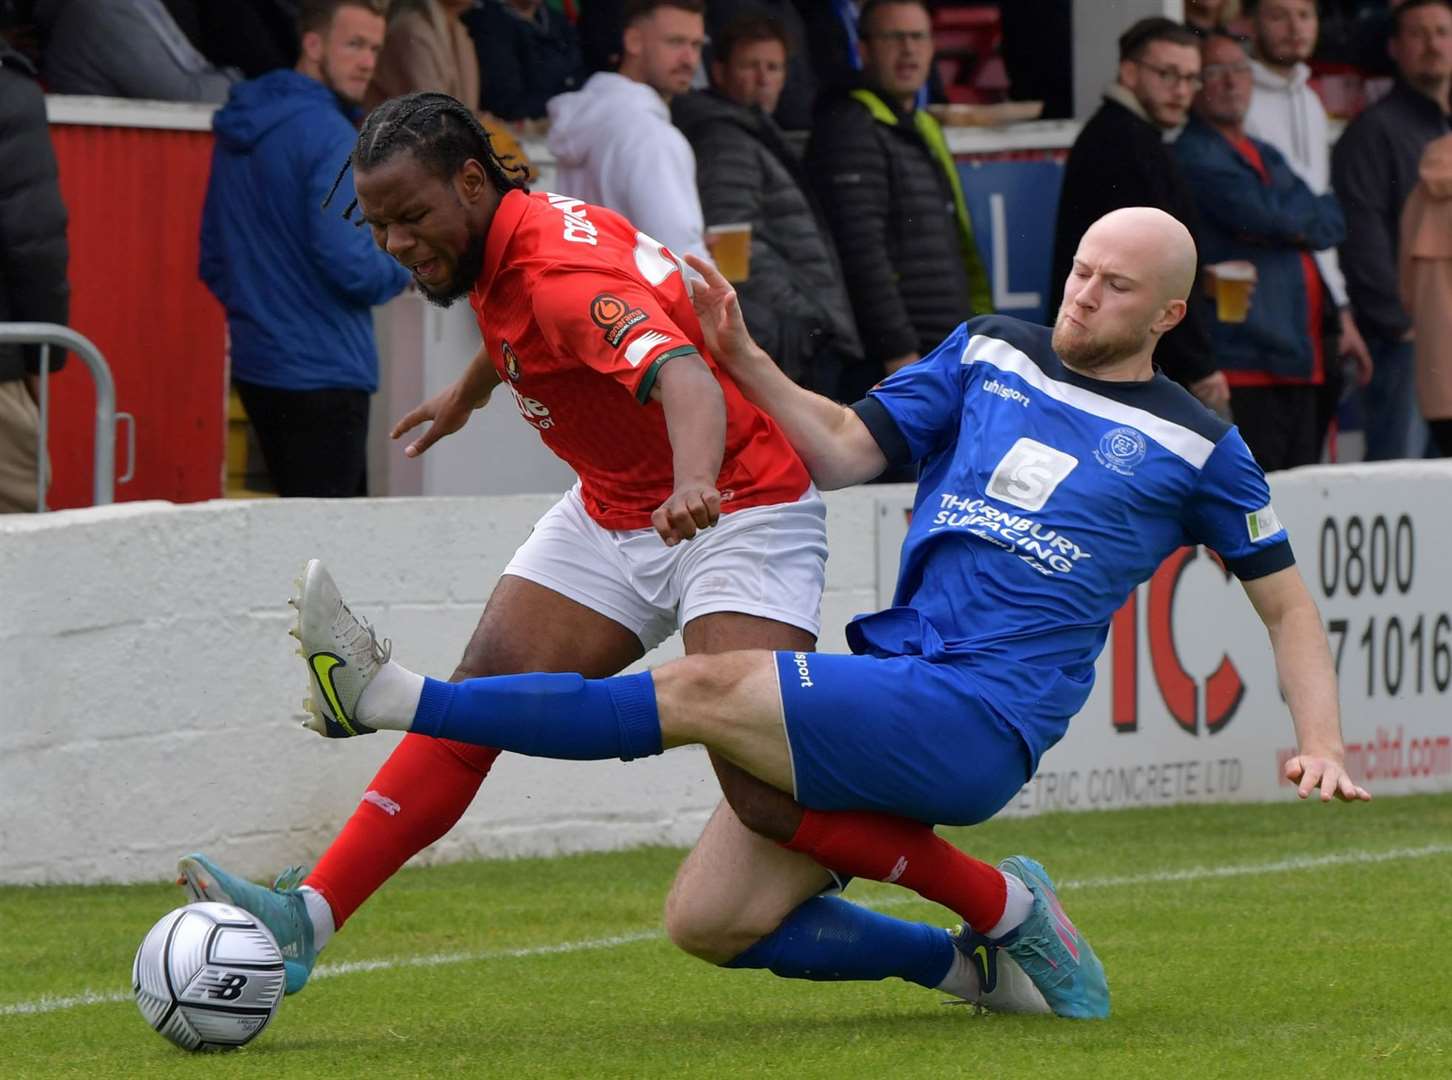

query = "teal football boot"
[
  {"left": 177, "top": 853, "right": 318, "bottom": 994},
  {"left": 995, "top": 855, "right": 1110, "bottom": 1019}
]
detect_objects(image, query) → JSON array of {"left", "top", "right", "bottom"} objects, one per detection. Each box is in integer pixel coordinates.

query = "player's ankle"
[
  {"left": 986, "top": 871, "right": 1034, "bottom": 940},
  {"left": 356, "top": 661, "right": 425, "bottom": 730},
  {"left": 298, "top": 885, "right": 336, "bottom": 951},
  {"left": 937, "top": 939, "right": 982, "bottom": 999}
]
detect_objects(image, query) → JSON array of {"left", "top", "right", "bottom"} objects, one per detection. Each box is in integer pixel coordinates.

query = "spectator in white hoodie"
[
  {"left": 546, "top": 0, "right": 711, "bottom": 262},
  {"left": 1244, "top": 0, "right": 1374, "bottom": 446}
]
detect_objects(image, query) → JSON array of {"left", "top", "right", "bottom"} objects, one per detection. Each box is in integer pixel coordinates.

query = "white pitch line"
[
  {"left": 0, "top": 989, "right": 134, "bottom": 1017},
  {"left": 308, "top": 929, "right": 662, "bottom": 980},
  {"left": 1056, "top": 842, "right": 1452, "bottom": 891},
  {"left": 5, "top": 842, "right": 1449, "bottom": 1019}
]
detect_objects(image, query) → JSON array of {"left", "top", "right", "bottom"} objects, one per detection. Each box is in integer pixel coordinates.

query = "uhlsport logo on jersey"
[
  {"left": 501, "top": 340, "right": 521, "bottom": 381},
  {"left": 1094, "top": 425, "right": 1148, "bottom": 476},
  {"left": 590, "top": 293, "right": 648, "bottom": 347},
  {"left": 981, "top": 377, "right": 1030, "bottom": 407}
]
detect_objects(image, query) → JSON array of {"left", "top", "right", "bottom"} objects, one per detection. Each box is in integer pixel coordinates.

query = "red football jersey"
[{"left": 469, "top": 190, "right": 810, "bottom": 530}]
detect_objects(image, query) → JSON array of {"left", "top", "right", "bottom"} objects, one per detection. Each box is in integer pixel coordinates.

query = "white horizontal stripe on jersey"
[{"left": 964, "top": 334, "right": 1218, "bottom": 469}]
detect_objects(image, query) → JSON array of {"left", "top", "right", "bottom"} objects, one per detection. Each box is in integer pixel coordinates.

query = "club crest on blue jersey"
[{"left": 1094, "top": 426, "right": 1148, "bottom": 476}]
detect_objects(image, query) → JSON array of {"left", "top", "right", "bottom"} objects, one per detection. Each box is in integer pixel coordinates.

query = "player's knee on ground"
[{"left": 662, "top": 876, "right": 783, "bottom": 965}]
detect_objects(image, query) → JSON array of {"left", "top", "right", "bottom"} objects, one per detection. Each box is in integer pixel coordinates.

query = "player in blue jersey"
[{"left": 288, "top": 207, "right": 1370, "bottom": 1020}]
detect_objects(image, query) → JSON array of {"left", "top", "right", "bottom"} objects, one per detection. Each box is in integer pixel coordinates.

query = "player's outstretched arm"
[
  {"left": 683, "top": 254, "right": 887, "bottom": 490},
  {"left": 650, "top": 353, "right": 725, "bottom": 546},
  {"left": 1242, "top": 566, "right": 1372, "bottom": 803},
  {"left": 390, "top": 342, "right": 503, "bottom": 458}
]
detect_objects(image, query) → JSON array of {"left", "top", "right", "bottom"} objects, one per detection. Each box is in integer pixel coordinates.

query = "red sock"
[
  {"left": 305, "top": 733, "right": 500, "bottom": 928},
  {"left": 783, "top": 808, "right": 1007, "bottom": 933}
]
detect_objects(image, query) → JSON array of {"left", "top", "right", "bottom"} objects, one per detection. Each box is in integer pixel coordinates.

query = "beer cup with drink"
[{"left": 705, "top": 222, "right": 752, "bottom": 283}]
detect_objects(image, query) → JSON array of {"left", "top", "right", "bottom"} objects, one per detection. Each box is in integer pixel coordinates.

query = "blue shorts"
[{"left": 774, "top": 651, "right": 1032, "bottom": 826}]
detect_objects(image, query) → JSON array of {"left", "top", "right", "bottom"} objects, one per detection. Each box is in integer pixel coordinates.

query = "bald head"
[
  {"left": 1082, "top": 207, "right": 1198, "bottom": 303},
  {"left": 1052, "top": 207, "right": 1197, "bottom": 378}
]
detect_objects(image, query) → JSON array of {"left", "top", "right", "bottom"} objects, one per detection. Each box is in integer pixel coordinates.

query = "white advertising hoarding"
[{"left": 873, "top": 463, "right": 1452, "bottom": 815}]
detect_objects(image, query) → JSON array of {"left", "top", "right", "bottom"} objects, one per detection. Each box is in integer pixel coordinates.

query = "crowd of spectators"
[
  {"left": 1, "top": 0, "right": 1448, "bottom": 506},
  {"left": 1055, "top": 0, "right": 1452, "bottom": 468}
]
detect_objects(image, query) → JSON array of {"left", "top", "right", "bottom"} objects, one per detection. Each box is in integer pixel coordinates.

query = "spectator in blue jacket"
[
  {"left": 200, "top": 0, "right": 409, "bottom": 498},
  {"left": 1176, "top": 31, "right": 1345, "bottom": 472}
]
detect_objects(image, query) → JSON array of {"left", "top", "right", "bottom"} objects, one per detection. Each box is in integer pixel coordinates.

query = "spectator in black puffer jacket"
[
  {"left": 0, "top": 41, "right": 69, "bottom": 513},
  {"left": 704, "top": 0, "right": 816, "bottom": 130},
  {"left": 673, "top": 14, "right": 862, "bottom": 398},
  {"left": 806, "top": 0, "right": 991, "bottom": 401}
]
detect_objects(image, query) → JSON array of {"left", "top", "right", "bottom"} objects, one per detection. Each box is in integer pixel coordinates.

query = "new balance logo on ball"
[{"left": 205, "top": 973, "right": 249, "bottom": 1001}]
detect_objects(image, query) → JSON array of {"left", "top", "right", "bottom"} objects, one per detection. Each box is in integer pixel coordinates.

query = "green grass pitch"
[{"left": 3, "top": 794, "right": 1450, "bottom": 1079}]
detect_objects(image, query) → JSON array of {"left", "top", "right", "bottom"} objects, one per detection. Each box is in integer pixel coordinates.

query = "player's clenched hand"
[
  {"left": 683, "top": 254, "right": 756, "bottom": 370},
  {"left": 652, "top": 483, "right": 722, "bottom": 546},
  {"left": 1283, "top": 753, "right": 1371, "bottom": 803},
  {"left": 390, "top": 380, "right": 489, "bottom": 458}
]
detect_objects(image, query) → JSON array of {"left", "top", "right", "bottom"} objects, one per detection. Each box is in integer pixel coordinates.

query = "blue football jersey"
[{"left": 849, "top": 315, "right": 1295, "bottom": 766}]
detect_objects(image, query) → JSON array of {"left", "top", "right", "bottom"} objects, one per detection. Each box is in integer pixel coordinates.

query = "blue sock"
[
  {"left": 724, "top": 895, "right": 955, "bottom": 990},
  {"left": 409, "top": 671, "right": 663, "bottom": 761}
]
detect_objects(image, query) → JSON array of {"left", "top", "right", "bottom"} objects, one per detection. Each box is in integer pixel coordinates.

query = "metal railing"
[{"left": 0, "top": 323, "right": 132, "bottom": 510}]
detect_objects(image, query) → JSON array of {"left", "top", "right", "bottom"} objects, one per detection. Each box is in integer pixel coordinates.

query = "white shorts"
[{"left": 503, "top": 484, "right": 828, "bottom": 651}]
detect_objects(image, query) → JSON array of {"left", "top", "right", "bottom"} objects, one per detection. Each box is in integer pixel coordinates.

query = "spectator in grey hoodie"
[{"left": 36, "top": 0, "right": 238, "bottom": 103}]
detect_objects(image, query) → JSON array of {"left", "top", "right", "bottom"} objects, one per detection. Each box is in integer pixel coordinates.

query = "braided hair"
[{"left": 323, "top": 92, "right": 529, "bottom": 221}]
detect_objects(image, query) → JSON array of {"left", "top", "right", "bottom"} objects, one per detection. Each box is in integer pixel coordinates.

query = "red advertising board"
[{"left": 43, "top": 120, "right": 226, "bottom": 508}]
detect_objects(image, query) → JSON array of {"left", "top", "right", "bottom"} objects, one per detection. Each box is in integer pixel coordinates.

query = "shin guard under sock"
[{"left": 410, "top": 671, "right": 662, "bottom": 761}]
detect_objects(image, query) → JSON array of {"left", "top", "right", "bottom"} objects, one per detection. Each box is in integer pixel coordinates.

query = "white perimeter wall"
[
  {"left": 0, "top": 491, "right": 879, "bottom": 885},
  {"left": 3, "top": 464, "right": 1450, "bottom": 885}
]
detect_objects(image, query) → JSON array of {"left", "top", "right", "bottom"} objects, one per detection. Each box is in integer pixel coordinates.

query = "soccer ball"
[{"left": 132, "top": 902, "right": 286, "bottom": 1051}]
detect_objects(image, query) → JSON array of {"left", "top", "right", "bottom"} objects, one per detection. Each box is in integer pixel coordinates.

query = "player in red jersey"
[{"left": 179, "top": 93, "right": 1047, "bottom": 1014}]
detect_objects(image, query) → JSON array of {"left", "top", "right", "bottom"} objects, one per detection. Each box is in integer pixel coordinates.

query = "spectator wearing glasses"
[
  {"left": 1052, "top": 16, "right": 1228, "bottom": 411},
  {"left": 806, "top": 0, "right": 991, "bottom": 402},
  {"left": 1176, "top": 31, "right": 1344, "bottom": 471}
]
